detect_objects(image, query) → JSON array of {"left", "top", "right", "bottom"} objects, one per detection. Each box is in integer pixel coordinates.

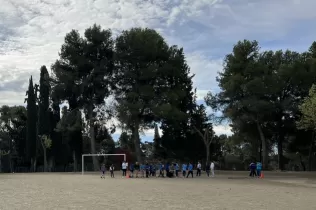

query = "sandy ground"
[{"left": 1, "top": 171, "right": 316, "bottom": 210}]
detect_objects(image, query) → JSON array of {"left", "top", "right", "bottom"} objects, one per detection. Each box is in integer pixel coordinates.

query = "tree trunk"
[
  {"left": 308, "top": 131, "right": 315, "bottom": 171},
  {"left": 8, "top": 153, "right": 12, "bottom": 173},
  {"left": 278, "top": 134, "right": 284, "bottom": 170},
  {"left": 48, "top": 157, "right": 54, "bottom": 172},
  {"left": 256, "top": 121, "right": 268, "bottom": 169},
  {"left": 88, "top": 104, "right": 99, "bottom": 171},
  {"left": 73, "top": 150, "right": 77, "bottom": 172},
  {"left": 31, "top": 157, "right": 37, "bottom": 172},
  {"left": 43, "top": 147, "right": 47, "bottom": 172},
  {"left": 298, "top": 154, "right": 306, "bottom": 171},
  {"left": 0, "top": 155, "right": 2, "bottom": 173},
  {"left": 206, "top": 143, "right": 210, "bottom": 166},
  {"left": 132, "top": 124, "right": 142, "bottom": 162}
]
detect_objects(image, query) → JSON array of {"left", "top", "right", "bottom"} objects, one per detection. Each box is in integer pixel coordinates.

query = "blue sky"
[{"left": 1, "top": 0, "right": 316, "bottom": 142}]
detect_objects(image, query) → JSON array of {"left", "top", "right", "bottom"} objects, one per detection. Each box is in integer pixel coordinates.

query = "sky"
[{"left": 1, "top": 0, "right": 316, "bottom": 142}]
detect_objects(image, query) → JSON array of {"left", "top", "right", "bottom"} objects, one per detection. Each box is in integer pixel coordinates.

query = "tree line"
[
  {"left": 206, "top": 40, "right": 316, "bottom": 171},
  {"left": 1, "top": 25, "right": 316, "bottom": 172},
  {"left": 0, "top": 25, "right": 219, "bottom": 172}
]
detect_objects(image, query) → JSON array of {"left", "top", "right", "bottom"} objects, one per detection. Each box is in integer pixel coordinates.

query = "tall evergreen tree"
[
  {"left": 114, "top": 29, "right": 194, "bottom": 162},
  {"left": 25, "top": 76, "right": 38, "bottom": 171},
  {"left": 52, "top": 24, "right": 115, "bottom": 170},
  {"left": 37, "top": 66, "right": 52, "bottom": 171},
  {"left": 38, "top": 66, "right": 50, "bottom": 137}
]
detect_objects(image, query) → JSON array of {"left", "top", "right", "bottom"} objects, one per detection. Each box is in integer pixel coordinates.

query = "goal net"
[{"left": 81, "top": 153, "right": 126, "bottom": 175}]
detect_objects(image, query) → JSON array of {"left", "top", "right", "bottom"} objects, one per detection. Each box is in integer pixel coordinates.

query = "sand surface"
[{"left": 1, "top": 171, "right": 316, "bottom": 210}]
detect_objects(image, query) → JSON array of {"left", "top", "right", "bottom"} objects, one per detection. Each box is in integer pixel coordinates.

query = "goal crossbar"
[{"left": 81, "top": 153, "right": 126, "bottom": 175}]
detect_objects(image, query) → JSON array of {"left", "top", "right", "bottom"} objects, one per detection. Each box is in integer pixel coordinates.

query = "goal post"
[{"left": 81, "top": 153, "right": 126, "bottom": 175}]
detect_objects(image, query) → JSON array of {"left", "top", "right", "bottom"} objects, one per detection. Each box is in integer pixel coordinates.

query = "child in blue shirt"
[
  {"left": 256, "top": 162, "right": 262, "bottom": 177},
  {"left": 145, "top": 162, "right": 150, "bottom": 178},
  {"left": 151, "top": 164, "right": 156, "bottom": 177},
  {"left": 140, "top": 163, "right": 145, "bottom": 178},
  {"left": 130, "top": 163, "right": 134, "bottom": 178},
  {"left": 174, "top": 162, "right": 179, "bottom": 177},
  {"left": 159, "top": 162, "right": 165, "bottom": 177},
  {"left": 186, "top": 162, "right": 193, "bottom": 178},
  {"left": 182, "top": 163, "right": 187, "bottom": 178}
]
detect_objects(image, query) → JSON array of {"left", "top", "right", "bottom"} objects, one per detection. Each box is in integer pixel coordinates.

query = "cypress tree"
[
  {"left": 38, "top": 66, "right": 50, "bottom": 137},
  {"left": 26, "top": 76, "right": 38, "bottom": 170}
]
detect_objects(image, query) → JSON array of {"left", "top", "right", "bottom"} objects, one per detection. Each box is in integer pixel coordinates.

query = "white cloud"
[{"left": 1, "top": 0, "right": 316, "bottom": 139}]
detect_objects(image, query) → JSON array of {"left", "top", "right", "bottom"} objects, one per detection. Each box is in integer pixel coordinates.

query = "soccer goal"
[{"left": 81, "top": 153, "right": 126, "bottom": 175}]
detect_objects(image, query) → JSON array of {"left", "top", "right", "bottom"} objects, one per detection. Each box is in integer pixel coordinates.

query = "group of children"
[
  {"left": 100, "top": 163, "right": 115, "bottom": 178},
  {"left": 118, "top": 160, "right": 215, "bottom": 178},
  {"left": 249, "top": 161, "right": 262, "bottom": 177}
]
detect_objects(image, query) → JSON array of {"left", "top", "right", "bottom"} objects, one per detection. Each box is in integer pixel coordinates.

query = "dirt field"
[{"left": 1, "top": 171, "right": 316, "bottom": 210}]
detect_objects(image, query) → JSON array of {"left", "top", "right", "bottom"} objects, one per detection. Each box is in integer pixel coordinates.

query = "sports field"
[{"left": 1, "top": 171, "right": 316, "bottom": 210}]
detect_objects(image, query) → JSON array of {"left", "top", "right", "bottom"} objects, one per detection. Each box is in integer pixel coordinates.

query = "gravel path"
[{"left": 1, "top": 172, "right": 316, "bottom": 210}]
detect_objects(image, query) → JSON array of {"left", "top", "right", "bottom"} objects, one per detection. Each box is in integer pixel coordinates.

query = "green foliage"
[
  {"left": 118, "top": 131, "right": 134, "bottom": 151},
  {"left": 114, "top": 28, "right": 194, "bottom": 161},
  {"left": 297, "top": 84, "right": 316, "bottom": 131},
  {"left": 52, "top": 24, "right": 114, "bottom": 109},
  {"left": 0, "top": 106, "right": 27, "bottom": 159},
  {"left": 40, "top": 135, "right": 52, "bottom": 149}
]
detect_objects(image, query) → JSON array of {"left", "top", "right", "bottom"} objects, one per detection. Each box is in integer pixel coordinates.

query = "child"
[
  {"left": 130, "top": 163, "right": 134, "bottom": 178},
  {"left": 174, "top": 162, "right": 179, "bottom": 177},
  {"left": 151, "top": 163, "right": 156, "bottom": 177},
  {"left": 205, "top": 163, "right": 210, "bottom": 177},
  {"left": 182, "top": 163, "right": 187, "bottom": 178},
  {"left": 165, "top": 162, "right": 170, "bottom": 176},
  {"left": 158, "top": 162, "right": 165, "bottom": 177},
  {"left": 145, "top": 162, "right": 150, "bottom": 178},
  {"left": 100, "top": 163, "right": 106, "bottom": 179},
  {"left": 134, "top": 162, "right": 140, "bottom": 178},
  {"left": 155, "top": 163, "right": 160, "bottom": 177},
  {"left": 186, "top": 162, "right": 193, "bottom": 178},
  {"left": 140, "top": 163, "right": 145, "bottom": 178},
  {"left": 122, "top": 161, "right": 127, "bottom": 177},
  {"left": 210, "top": 161, "right": 215, "bottom": 177},
  {"left": 196, "top": 161, "right": 201, "bottom": 176},
  {"left": 249, "top": 162, "right": 257, "bottom": 177},
  {"left": 110, "top": 164, "right": 115, "bottom": 178},
  {"left": 256, "top": 161, "right": 262, "bottom": 178}
]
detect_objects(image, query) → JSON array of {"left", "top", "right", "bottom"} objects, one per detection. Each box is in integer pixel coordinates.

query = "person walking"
[
  {"left": 186, "top": 162, "right": 194, "bottom": 178},
  {"left": 100, "top": 163, "right": 106, "bottom": 179}
]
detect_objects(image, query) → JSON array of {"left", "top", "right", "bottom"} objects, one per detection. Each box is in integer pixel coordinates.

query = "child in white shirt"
[
  {"left": 210, "top": 161, "right": 215, "bottom": 177},
  {"left": 110, "top": 164, "right": 115, "bottom": 178}
]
